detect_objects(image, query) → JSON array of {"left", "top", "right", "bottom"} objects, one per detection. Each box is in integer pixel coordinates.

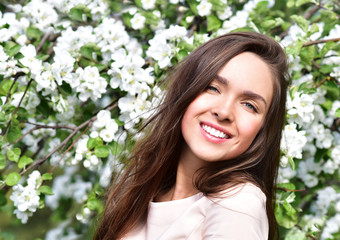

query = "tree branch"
[
  {"left": 303, "top": 37, "right": 340, "bottom": 47},
  {"left": 303, "top": 5, "right": 320, "bottom": 19},
  {"left": 49, "top": 122, "right": 91, "bottom": 173},
  {"left": 0, "top": 102, "right": 118, "bottom": 191},
  {"left": 26, "top": 121, "right": 76, "bottom": 130},
  {"left": 314, "top": 76, "right": 330, "bottom": 88},
  {"left": 277, "top": 187, "right": 306, "bottom": 192},
  {"left": 36, "top": 30, "right": 52, "bottom": 53},
  {"left": 2, "top": 122, "right": 76, "bottom": 148},
  {"left": 1, "top": 79, "right": 33, "bottom": 136},
  {"left": 4, "top": 72, "right": 25, "bottom": 105}
]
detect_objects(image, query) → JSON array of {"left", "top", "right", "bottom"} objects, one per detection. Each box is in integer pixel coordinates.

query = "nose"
[{"left": 212, "top": 99, "right": 235, "bottom": 122}]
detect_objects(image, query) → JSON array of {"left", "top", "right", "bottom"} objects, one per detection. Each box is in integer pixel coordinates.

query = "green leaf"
[
  {"left": 321, "top": 99, "right": 333, "bottom": 110},
  {"left": 95, "top": 64, "right": 107, "bottom": 72},
  {"left": 121, "top": 12, "right": 132, "bottom": 28},
  {"left": 16, "top": 107, "right": 29, "bottom": 122},
  {"left": 134, "top": 0, "right": 142, "bottom": 8},
  {"left": 283, "top": 200, "right": 296, "bottom": 216},
  {"left": 87, "top": 137, "right": 103, "bottom": 150},
  {"left": 42, "top": 173, "right": 53, "bottom": 181},
  {"left": 39, "top": 185, "right": 54, "bottom": 195},
  {"left": 69, "top": 8, "right": 85, "bottom": 21},
  {"left": 60, "top": 82, "right": 73, "bottom": 94},
  {"left": 296, "top": 0, "right": 314, "bottom": 7},
  {"left": 26, "top": 27, "right": 43, "bottom": 39},
  {"left": 285, "top": 227, "right": 306, "bottom": 240},
  {"left": 261, "top": 19, "right": 276, "bottom": 29},
  {"left": 5, "top": 44, "right": 21, "bottom": 58},
  {"left": 0, "top": 190, "right": 7, "bottom": 206},
  {"left": 177, "top": 50, "right": 189, "bottom": 62},
  {"left": 0, "top": 111, "right": 7, "bottom": 122},
  {"left": 109, "top": 1, "right": 121, "bottom": 12},
  {"left": 0, "top": 153, "right": 5, "bottom": 170},
  {"left": 187, "top": 0, "right": 198, "bottom": 15},
  {"left": 320, "top": 42, "right": 337, "bottom": 56},
  {"left": 108, "top": 141, "right": 122, "bottom": 156},
  {"left": 320, "top": 64, "right": 333, "bottom": 74},
  {"left": 37, "top": 54, "right": 50, "bottom": 61},
  {"left": 87, "top": 138, "right": 96, "bottom": 150},
  {"left": 80, "top": 45, "right": 95, "bottom": 60},
  {"left": 18, "top": 156, "right": 33, "bottom": 169},
  {"left": 275, "top": 203, "right": 298, "bottom": 228},
  {"left": 78, "top": 57, "right": 96, "bottom": 68},
  {"left": 0, "top": 79, "right": 17, "bottom": 96},
  {"left": 94, "top": 145, "right": 110, "bottom": 158},
  {"left": 5, "top": 172, "right": 21, "bottom": 186},
  {"left": 14, "top": 52, "right": 24, "bottom": 61},
  {"left": 6, "top": 121, "right": 22, "bottom": 143},
  {"left": 307, "top": 23, "right": 319, "bottom": 37},
  {"left": 287, "top": 0, "right": 295, "bottom": 8},
  {"left": 300, "top": 45, "right": 315, "bottom": 65},
  {"left": 69, "top": 4, "right": 91, "bottom": 22},
  {"left": 291, "top": 15, "right": 309, "bottom": 32},
  {"left": 36, "top": 98, "right": 51, "bottom": 117},
  {"left": 286, "top": 39, "right": 304, "bottom": 57},
  {"left": 207, "top": 15, "right": 221, "bottom": 32},
  {"left": 0, "top": 232, "right": 17, "bottom": 240},
  {"left": 335, "top": 108, "right": 340, "bottom": 118},
  {"left": 277, "top": 183, "right": 296, "bottom": 191},
  {"left": 321, "top": 79, "right": 340, "bottom": 100},
  {"left": 289, "top": 157, "right": 296, "bottom": 170},
  {"left": 7, "top": 147, "right": 21, "bottom": 162},
  {"left": 87, "top": 196, "right": 103, "bottom": 213}
]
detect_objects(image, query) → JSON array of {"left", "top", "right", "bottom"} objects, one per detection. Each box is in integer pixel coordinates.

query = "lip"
[{"left": 199, "top": 121, "right": 232, "bottom": 143}]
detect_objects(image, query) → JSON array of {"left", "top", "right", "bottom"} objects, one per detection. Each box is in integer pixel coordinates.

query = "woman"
[{"left": 95, "top": 32, "right": 290, "bottom": 240}]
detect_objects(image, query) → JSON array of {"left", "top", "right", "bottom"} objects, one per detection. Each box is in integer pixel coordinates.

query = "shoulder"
[
  {"left": 210, "top": 183, "right": 267, "bottom": 219},
  {"left": 202, "top": 183, "right": 268, "bottom": 239}
]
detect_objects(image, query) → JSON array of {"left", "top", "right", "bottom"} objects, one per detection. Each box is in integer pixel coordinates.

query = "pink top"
[{"left": 123, "top": 183, "right": 269, "bottom": 240}]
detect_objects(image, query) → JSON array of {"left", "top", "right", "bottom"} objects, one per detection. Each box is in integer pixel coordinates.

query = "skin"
[{"left": 160, "top": 52, "right": 274, "bottom": 201}]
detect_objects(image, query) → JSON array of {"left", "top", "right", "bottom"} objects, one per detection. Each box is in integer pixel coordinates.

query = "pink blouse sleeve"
[{"left": 203, "top": 184, "right": 269, "bottom": 240}]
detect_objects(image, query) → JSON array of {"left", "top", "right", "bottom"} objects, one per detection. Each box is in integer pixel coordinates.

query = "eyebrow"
[
  {"left": 215, "top": 75, "right": 267, "bottom": 107},
  {"left": 243, "top": 90, "right": 267, "bottom": 107},
  {"left": 215, "top": 75, "right": 228, "bottom": 85}
]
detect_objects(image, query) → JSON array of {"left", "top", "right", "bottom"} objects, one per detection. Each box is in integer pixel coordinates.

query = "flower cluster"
[
  {"left": 146, "top": 25, "right": 190, "bottom": 69},
  {"left": 91, "top": 110, "right": 118, "bottom": 143},
  {"left": 1, "top": 0, "right": 340, "bottom": 239},
  {"left": 9, "top": 171, "right": 42, "bottom": 223}
]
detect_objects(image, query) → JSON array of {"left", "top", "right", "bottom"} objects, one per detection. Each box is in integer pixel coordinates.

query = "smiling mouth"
[{"left": 201, "top": 124, "right": 231, "bottom": 139}]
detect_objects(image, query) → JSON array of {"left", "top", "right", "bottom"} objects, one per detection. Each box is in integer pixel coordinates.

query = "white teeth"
[{"left": 202, "top": 124, "right": 229, "bottom": 139}]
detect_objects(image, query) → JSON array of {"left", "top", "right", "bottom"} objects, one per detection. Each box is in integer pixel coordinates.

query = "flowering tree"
[{"left": 0, "top": 0, "right": 339, "bottom": 239}]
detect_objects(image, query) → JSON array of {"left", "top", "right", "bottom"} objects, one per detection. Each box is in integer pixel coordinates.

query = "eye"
[
  {"left": 206, "top": 85, "right": 219, "bottom": 93},
  {"left": 243, "top": 102, "right": 258, "bottom": 113}
]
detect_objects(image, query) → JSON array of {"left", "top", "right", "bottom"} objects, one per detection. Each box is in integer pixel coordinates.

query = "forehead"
[{"left": 217, "top": 52, "right": 274, "bottom": 105}]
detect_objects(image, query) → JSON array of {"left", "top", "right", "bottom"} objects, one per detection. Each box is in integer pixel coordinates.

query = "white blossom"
[
  {"left": 217, "top": 6, "right": 232, "bottom": 20},
  {"left": 130, "top": 13, "right": 146, "bottom": 30},
  {"left": 197, "top": 0, "right": 213, "bottom": 16},
  {"left": 19, "top": 44, "right": 42, "bottom": 77},
  {"left": 281, "top": 123, "right": 307, "bottom": 159},
  {"left": 141, "top": 0, "right": 156, "bottom": 10},
  {"left": 312, "top": 187, "right": 338, "bottom": 216},
  {"left": 287, "top": 92, "right": 315, "bottom": 127},
  {"left": 10, "top": 170, "right": 42, "bottom": 223},
  {"left": 75, "top": 66, "right": 107, "bottom": 101}
]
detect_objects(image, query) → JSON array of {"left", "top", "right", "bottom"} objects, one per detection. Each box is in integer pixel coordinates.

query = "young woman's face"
[{"left": 180, "top": 52, "right": 274, "bottom": 165}]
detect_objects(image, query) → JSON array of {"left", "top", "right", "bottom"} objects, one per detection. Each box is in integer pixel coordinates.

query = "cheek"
[{"left": 239, "top": 118, "right": 263, "bottom": 142}]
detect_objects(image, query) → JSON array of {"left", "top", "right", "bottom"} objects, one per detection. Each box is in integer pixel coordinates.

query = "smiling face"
[{"left": 180, "top": 52, "right": 274, "bottom": 166}]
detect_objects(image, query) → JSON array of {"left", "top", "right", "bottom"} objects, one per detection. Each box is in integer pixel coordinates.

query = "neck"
[{"left": 170, "top": 144, "right": 207, "bottom": 200}]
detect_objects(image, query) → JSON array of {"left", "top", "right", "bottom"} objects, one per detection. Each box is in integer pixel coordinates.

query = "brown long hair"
[{"left": 94, "top": 32, "right": 290, "bottom": 240}]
